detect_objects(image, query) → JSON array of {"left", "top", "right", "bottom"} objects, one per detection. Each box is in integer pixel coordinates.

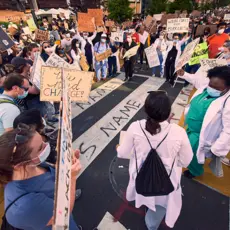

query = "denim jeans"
[
  {"left": 95, "top": 60, "right": 108, "bottom": 80},
  {"left": 145, "top": 206, "right": 166, "bottom": 230},
  {"left": 152, "top": 53, "right": 163, "bottom": 76}
]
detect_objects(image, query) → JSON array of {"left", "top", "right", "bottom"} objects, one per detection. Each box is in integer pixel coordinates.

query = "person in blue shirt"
[
  {"left": 94, "top": 33, "right": 110, "bottom": 82},
  {"left": 0, "top": 124, "right": 82, "bottom": 230}
]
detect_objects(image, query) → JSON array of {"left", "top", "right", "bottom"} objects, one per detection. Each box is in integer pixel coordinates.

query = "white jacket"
[
  {"left": 117, "top": 120, "right": 193, "bottom": 228},
  {"left": 180, "top": 71, "right": 230, "bottom": 164}
]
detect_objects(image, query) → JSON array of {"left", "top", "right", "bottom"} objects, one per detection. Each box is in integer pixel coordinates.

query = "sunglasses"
[
  {"left": 44, "top": 46, "right": 50, "bottom": 49},
  {"left": 19, "top": 86, "right": 29, "bottom": 92}
]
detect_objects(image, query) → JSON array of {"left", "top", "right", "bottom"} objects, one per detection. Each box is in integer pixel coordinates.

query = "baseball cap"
[
  {"left": 11, "top": 57, "right": 31, "bottom": 69},
  {"left": 101, "top": 33, "right": 107, "bottom": 38}
]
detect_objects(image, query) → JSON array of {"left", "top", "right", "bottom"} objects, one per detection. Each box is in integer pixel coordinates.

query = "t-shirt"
[
  {"left": 4, "top": 164, "right": 78, "bottom": 230},
  {"left": 207, "top": 33, "right": 229, "bottom": 58},
  {"left": 0, "top": 95, "right": 20, "bottom": 136}
]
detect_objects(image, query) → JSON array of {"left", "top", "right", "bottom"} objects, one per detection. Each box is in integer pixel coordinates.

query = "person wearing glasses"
[
  {"left": 117, "top": 91, "right": 193, "bottom": 230},
  {"left": 41, "top": 42, "right": 55, "bottom": 62},
  {"left": 0, "top": 124, "right": 82, "bottom": 229},
  {"left": 0, "top": 73, "right": 29, "bottom": 136}
]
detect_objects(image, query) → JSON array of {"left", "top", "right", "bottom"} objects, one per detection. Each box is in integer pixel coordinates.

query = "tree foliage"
[
  {"left": 108, "top": 0, "right": 134, "bottom": 23},
  {"left": 167, "top": 0, "right": 192, "bottom": 13},
  {"left": 147, "top": 0, "right": 168, "bottom": 15}
]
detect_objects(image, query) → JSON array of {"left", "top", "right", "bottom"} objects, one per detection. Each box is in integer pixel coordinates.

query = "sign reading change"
[
  {"left": 40, "top": 66, "right": 93, "bottom": 102},
  {"left": 167, "top": 18, "right": 189, "bottom": 33}
]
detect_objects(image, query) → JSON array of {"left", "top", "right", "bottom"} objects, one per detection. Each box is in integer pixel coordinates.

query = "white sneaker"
[{"left": 221, "top": 157, "right": 230, "bottom": 166}]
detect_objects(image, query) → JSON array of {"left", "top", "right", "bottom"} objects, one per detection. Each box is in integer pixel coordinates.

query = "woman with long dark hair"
[
  {"left": 70, "top": 39, "right": 82, "bottom": 70},
  {"left": 117, "top": 91, "right": 193, "bottom": 230}
]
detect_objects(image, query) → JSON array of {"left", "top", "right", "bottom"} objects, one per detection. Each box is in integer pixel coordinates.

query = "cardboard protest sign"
[
  {"left": 27, "top": 18, "right": 37, "bottom": 32},
  {"left": 31, "top": 53, "right": 46, "bottom": 89},
  {"left": 195, "top": 25, "right": 217, "bottom": 37},
  {"left": 145, "top": 45, "right": 160, "bottom": 68},
  {"left": 95, "top": 49, "right": 112, "bottom": 62},
  {"left": 23, "top": 26, "right": 31, "bottom": 35},
  {"left": 105, "top": 20, "right": 115, "bottom": 27},
  {"left": 144, "top": 16, "right": 156, "bottom": 34},
  {"left": 188, "top": 42, "right": 208, "bottom": 66},
  {"left": 40, "top": 66, "right": 94, "bottom": 102},
  {"left": 224, "top": 14, "right": 230, "bottom": 20},
  {"left": 123, "top": 45, "right": 139, "bottom": 59},
  {"left": 53, "top": 72, "right": 72, "bottom": 229},
  {"left": 200, "top": 59, "right": 227, "bottom": 72},
  {"left": 96, "top": 26, "right": 105, "bottom": 33},
  {"left": 111, "top": 32, "right": 124, "bottom": 42},
  {"left": 176, "top": 38, "right": 200, "bottom": 71},
  {"left": 35, "top": 29, "right": 49, "bottom": 41},
  {"left": 8, "top": 27, "right": 18, "bottom": 36},
  {"left": 88, "top": 9, "right": 103, "bottom": 26},
  {"left": 153, "top": 14, "right": 163, "bottom": 21},
  {"left": 167, "top": 18, "right": 189, "bottom": 33},
  {"left": 161, "top": 14, "right": 177, "bottom": 25},
  {"left": 78, "top": 13, "right": 95, "bottom": 33},
  {"left": 80, "top": 55, "right": 89, "bottom": 71},
  {"left": 0, "top": 27, "right": 15, "bottom": 52},
  {"left": 191, "top": 10, "right": 201, "bottom": 17},
  {"left": 0, "top": 10, "right": 28, "bottom": 23}
]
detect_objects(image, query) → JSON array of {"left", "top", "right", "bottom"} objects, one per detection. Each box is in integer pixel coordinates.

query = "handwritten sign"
[
  {"left": 95, "top": 49, "right": 112, "bottom": 62},
  {"left": 27, "top": 17, "right": 37, "bottom": 32},
  {"left": 53, "top": 72, "right": 72, "bottom": 229},
  {"left": 200, "top": 59, "right": 227, "bottom": 72},
  {"left": 167, "top": 18, "right": 189, "bottom": 33},
  {"left": 111, "top": 32, "right": 124, "bottom": 42},
  {"left": 78, "top": 13, "right": 95, "bottom": 33},
  {"left": 123, "top": 45, "right": 139, "bottom": 59},
  {"left": 144, "top": 16, "right": 156, "bottom": 34},
  {"left": 0, "top": 27, "right": 15, "bottom": 52},
  {"left": 153, "top": 14, "right": 162, "bottom": 21},
  {"left": 88, "top": 9, "right": 103, "bottom": 26},
  {"left": 161, "top": 14, "right": 177, "bottom": 25},
  {"left": 145, "top": 45, "right": 160, "bottom": 68},
  {"left": 0, "top": 11, "right": 29, "bottom": 22},
  {"left": 188, "top": 42, "right": 208, "bottom": 66},
  {"left": 105, "top": 20, "right": 115, "bottom": 27},
  {"left": 31, "top": 53, "right": 46, "bottom": 89},
  {"left": 176, "top": 38, "right": 200, "bottom": 71},
  {"left": 80, "top": 55, "right": 89, "bottom": 71},
  {"left": 224, "top": 14, "right": 230, "bottom": 20},
  {"left": 35, "top": 29, "right": 49, "bottom": 41},
  {"left": 40, "top": 66, "right": 93, "bottom": 102},
  {"left": 195, "top": 25, "right": 217, "bottom": 37},
  {"left": 23, "top": 26, "right": 31, "bottom": 35}
]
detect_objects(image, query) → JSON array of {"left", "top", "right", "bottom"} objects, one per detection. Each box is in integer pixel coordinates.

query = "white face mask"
[
  {"left": 45, "top": 46, "right": 54, "bottom": 53},
  {"left": 76, "top": 43, "right": 80, "bottom": 48},
  {"left": 127, "top": 38, "right": 132, "bottom": 43},
  {"left": 101, "top": 38, "right": 106, "bottom": 43},
  {"left": 218, "top": 29, "right": 225, "bottom": 34},
  {"left": 159, "top": 35, "right": 164, "bottom": 39},
  {"left": 30, "top": 143, "right": 51, "bottom": 166}
]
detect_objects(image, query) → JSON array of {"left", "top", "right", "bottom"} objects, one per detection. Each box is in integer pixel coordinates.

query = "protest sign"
[
  {"left": 179, "top": 13, "right": 187, "bottom": 18},
  {"left": 31, "top": 53, "right": 46, "bottom": 89},
  {"left": 140, "top": 31, "right": 149, "bottom": 45},
  {"left": 191, "top": 10, "right": 201, "bottom": 17},
  {"left": 0, "top": 27, "right": 15, "bottom": 52},
  {"left": 8, "top": 27, "right": 18, "bottom": 36},
  {"left": 111, "top": 32, "right": 124, "bottom": 42},
  {"left": 195, "top": 25, "right": 217, "bottom": 37},
  {"left": 80, "top": 55, "right": 89, "bottom": 71},
  {"left": 35, "top": 29, "right": 49, "bottom": 41},
  {"left": 105, "top": 20, "right": 115, "bottom": 27},
  {"left": 144, "top": 16, "right": 156, "bottom": 34},
  {"left": 88, "top": 9, "right": 103, "bottom": 26},
  {"left": 167, "top": 18, "right": 189, "bottom": 33},
  {"left": 188, "top": 42, "right": 208, "bottom": 66},
  {"left": 161, "top": 14, "right": 177, "bottom": 25},
  {"left": 176, "top": 38, "right": 200, "bottom": 70},
  {"left": 224, "top": 14, "right": 230, "bottom": 20},
  {"left": 145, "top": 45, "right": 160, "bottom": 68},
  {"left": 123, "top": 45, "right": 139, "bottom": 59},
  {"left": 23, "top": 26, "right": 31, "bottom": 35},
  {"left": 200, "top": 59, "right": 227, "bottom": 72},
  {"left": 96, "top": 26, "right": 105, "bottom": 33},
  {"left": 153, "top": 14, "right": 163, "bottom": 21},
  {"left": 40, "top": 66, "right": 94, "bottom": 102},
  {"left": 26, "top": 17, "right": 37, "bottom": 32},
  {"left": 95, "top": 49, "right": 112, "bottom": 62},
  {"left": 78, "top": 13, "right": 95, "bottom": 33},
  {"left": 53, "top": 72, "right": 72, "bottom": 229},
  {"left": 0, "top": 11, "right": 28, "bottom": 23}
]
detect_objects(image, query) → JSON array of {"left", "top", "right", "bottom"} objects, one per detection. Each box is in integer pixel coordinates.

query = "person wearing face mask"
[
  {"left": 94, "top": 33, "right": 110, "bottom": 82},
  {"left": 61, "top": 33, "right": 72, "bottom": 53},
  {"left": 0, "top": 74, "right": 29, "bottom": 136},
  {"left": 177, "top": 66, "right": 230, "bottom": 177},
  {"left": 207, "top": 22, "right": 229, "bottom": 58},
  {"left": 0, "top": 124, "right": 82, "bottom": 230},
  {"left": 163, "top": 34, "right": 181, "bottom": 84},
  {"left": 152, "top": 32, "right": 168, "bottom": 77},
  {"left": 70, "top": 39, "right": 82, "bottom": 70},
  {"left": 123, "top": 35, "right": 137, "bottom": 81},
  {"left": 41, "top": 42, "right": 54, "bottom": 62}
]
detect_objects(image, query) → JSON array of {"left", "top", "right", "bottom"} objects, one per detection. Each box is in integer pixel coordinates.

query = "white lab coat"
[
  {"left": 180, "top": 71, "right": 230, "bottom": 164},
  {"left": 117, "top": 120, "right": 193, "bottom": 228}
]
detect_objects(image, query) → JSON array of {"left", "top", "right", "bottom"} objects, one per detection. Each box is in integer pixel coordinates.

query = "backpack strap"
[
  {"left": 223, "top": 95, "right": 230, "bottom": 108},
  {"left": 97, "top": 42, "right": 101, "bottom": 53},
  {"left": 0, "top": 98, "right": 16, "bottom": 106}
]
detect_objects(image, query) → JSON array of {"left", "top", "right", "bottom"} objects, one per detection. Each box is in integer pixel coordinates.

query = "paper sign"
[
  {"left": 123, "top": 45, "right": 139, "bottom": 59},
  {"left": 95, "top": 49, "right": 112, "bottom": 62},
  {"left": 23, "top": 26, "right": 31, "bottom": 35},
  {"left": 195, "top": 25, "right": 217, "bottom": 37},
  {"left": 88, "top": 9, "right": 103, "bottom": 26},
  {"left": 8, "top": 27, "right": 18, "bottom": 36},
  {"left": 224, "top": 14, "right": 230, "bottom": 20},
  {"left": 105, "top": 20, "right": 115, "bottom": 27},
  {"left": 200, "top": 59, "right": 227, "bottom": 72},
  {"left": 176, "top": 38, "right": 200, "bottom": 70},
  {"left": 80, "top": 55, "right": 89, "bottom": 71},
  {"left": 167, "top": 18, "right": 189, "bottom": 33},
  {"left": 78, "top": 13, "right": 95, "bottom": 33},
  {"left": 31, "top": 53, "right": 46, "bottom": 89},
  {"left": 188, "top": 42, "right": 208, "bottom": 66},
  {"left": 111, "top": 32, "right": 124, "bottom": 42},
  {"left": 40, "top": 66, "right": 94, "bottom": 102},
  {"left": 144, "top": 16, "right": 156, "bottom": 34},
  {"left": 161, "top": 14, "right": 177, "bottom": 25},
  {"left": 145, "top": 45, "right": 160, "bottom": 68},
  {"left": 35, "top": 29, "right": 49, "bottom": 41},
  {"left": 153, "top": 14, "right": 162, "bottom": 21},
  {"left": 53, "top": 72, "right": 72, "bottom": 229},
  {"left": 0, "top": 27, "right": 15, "bottom": 52},
  {"left": 27, "top": 18, "right": 37, "bottom": 32}
]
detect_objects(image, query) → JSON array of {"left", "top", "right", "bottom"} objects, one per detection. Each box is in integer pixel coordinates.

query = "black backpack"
[{"left": 134, "top": 123, "right": 175, "bottom": 197}]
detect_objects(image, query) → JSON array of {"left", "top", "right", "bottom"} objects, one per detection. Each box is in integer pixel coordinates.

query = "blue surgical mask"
[
  {"left": 207, "top": 86, "right": 222, "bottom": 98},
  {"left": 18, "top": 90, "right": 28, "bottom": 99},
  {"left": 30, "top": 143, "right": 51, "bottom": 166}
]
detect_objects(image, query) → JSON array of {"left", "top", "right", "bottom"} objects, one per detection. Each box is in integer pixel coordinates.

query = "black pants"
[
  {"left": 139, "top": 44, "right": 147, "bottom": 65},
  {"left": 165, "top": 60, "right": 176, "bottom": 83},
  {"left": 108, "top": 56, "right": 117, "bottom": 77},
  {"left": 124, "top": 59, "right": 134, "bottom": 79}
]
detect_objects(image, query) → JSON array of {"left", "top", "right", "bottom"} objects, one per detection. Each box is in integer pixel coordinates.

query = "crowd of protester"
[{"left": 0, "top": 6, "right": 230, "bottom": 230}]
